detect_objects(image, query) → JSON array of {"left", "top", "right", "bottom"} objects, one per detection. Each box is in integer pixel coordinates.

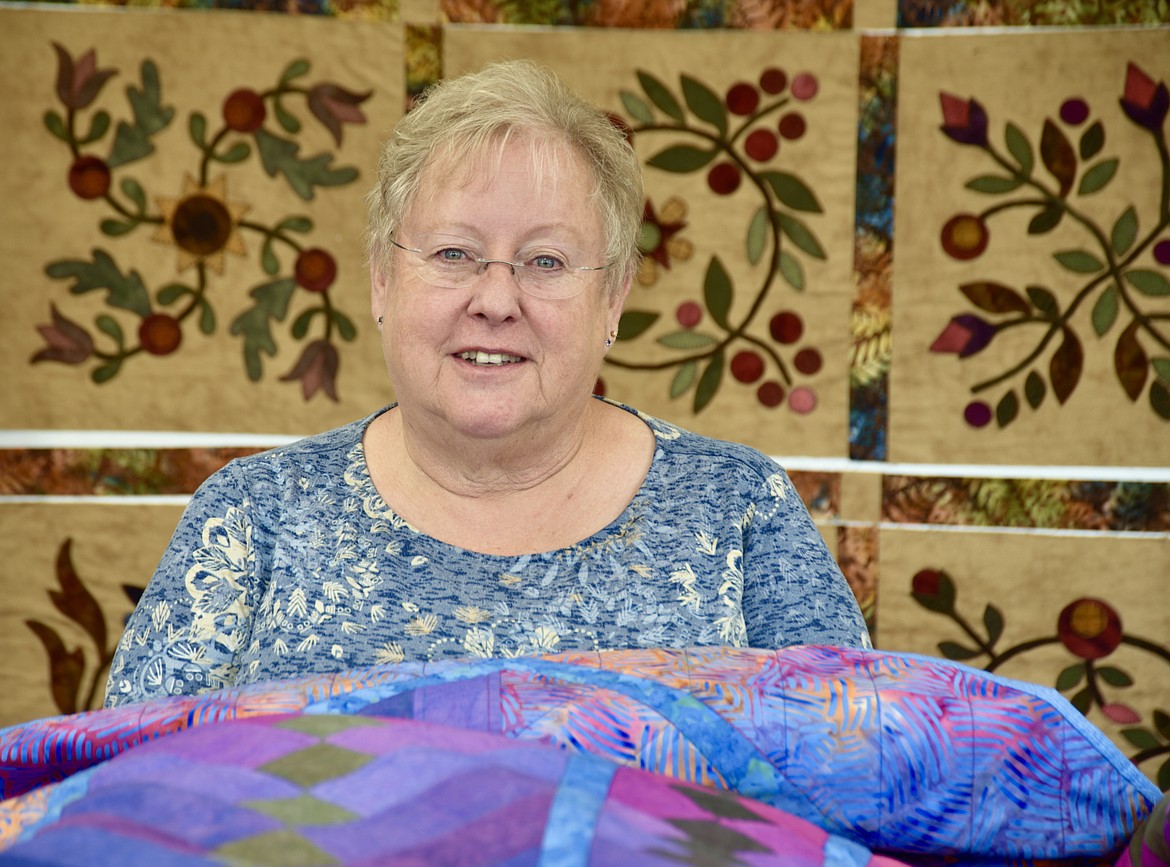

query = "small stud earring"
[
  {"left": 377, "top": 316, "right": 384, "bottom": 325},
  {"left": 605, "top": 329, "right": 617, "bottom": 348}
]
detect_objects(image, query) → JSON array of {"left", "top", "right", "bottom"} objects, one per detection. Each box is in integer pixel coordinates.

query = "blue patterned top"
[{"left": 104, "top": 401, "right": 871, "bottom": 707}]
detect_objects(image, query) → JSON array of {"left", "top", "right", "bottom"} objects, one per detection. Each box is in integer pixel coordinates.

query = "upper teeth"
[{"left": 460, "top": 351, "right": 522, "bottom": 365}]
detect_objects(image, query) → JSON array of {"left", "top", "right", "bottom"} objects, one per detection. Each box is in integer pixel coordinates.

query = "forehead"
[{"left": 413, "top": 131, "right": 600, "bottom": 225}]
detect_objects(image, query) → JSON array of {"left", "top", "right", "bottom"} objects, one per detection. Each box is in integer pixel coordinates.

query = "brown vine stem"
[{"left": 606, "top": 110, "right": 797, "bottom": 385}]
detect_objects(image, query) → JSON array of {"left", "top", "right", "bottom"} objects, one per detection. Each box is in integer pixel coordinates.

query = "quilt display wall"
[{"left": 0, "top": 0, "right": 1167, "bottom": 790}]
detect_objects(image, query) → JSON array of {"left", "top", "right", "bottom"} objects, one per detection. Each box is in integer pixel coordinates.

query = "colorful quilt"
[{"left": 0, "top": 646, "right": 1162, "bottom": 866}]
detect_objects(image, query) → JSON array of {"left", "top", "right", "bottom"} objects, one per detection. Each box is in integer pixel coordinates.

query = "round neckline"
[{"left": 353, "top": 397, "right": 661, "bottom": 560}]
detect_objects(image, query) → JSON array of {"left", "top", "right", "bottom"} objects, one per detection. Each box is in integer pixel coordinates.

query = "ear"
[
  {"left": 606, "top": 269, "right": 634, "bottom": 337},
  {"left": 370, "top": 263, "right": 389, "bottom": 326}
]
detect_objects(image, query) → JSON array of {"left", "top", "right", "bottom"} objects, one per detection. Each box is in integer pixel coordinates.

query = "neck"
[{"left": 386, "top": 400, "right": 599, "bottom": 500}]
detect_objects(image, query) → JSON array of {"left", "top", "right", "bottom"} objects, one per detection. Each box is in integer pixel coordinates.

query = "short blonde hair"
[{"left": 365, "top": 59, "right": 643, "bottom": 295}]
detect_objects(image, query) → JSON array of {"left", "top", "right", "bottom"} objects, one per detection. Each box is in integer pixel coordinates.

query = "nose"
[{"left": 467, "top": 258, "right": 523, "bottom": 321}]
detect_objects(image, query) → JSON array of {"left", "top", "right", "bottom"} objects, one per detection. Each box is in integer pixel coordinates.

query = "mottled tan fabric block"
[
  {"left": 890, "top": 29, "right": 1170, "bottom": 467},
  {"left": 445, "top": 28, "right": 861, "bottom": 456},
  {"left": 0, "top": 7, "right": 402, "bottom": 434},
  {"left": 0, "top": 503, "right": 186, "bottom": 728},
  {"left": 878, "top": 525, "right": 1170, "bottom": 782}
]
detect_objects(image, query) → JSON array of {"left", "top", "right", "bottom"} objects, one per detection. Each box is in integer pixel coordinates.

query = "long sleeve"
[
  {"left": 741, "top": 467, "right": 871, "bottom": 650},
  {"left": 104, "top": 464, "right": 260, "bottom": 707}
]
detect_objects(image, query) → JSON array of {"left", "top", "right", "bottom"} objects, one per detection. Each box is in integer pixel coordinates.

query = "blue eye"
[
  {"left": 529, "top": 254, "right": 565, "bottom": 271},
  {"left": 436, "top": 247, "right": 470, "bottom": 262}
]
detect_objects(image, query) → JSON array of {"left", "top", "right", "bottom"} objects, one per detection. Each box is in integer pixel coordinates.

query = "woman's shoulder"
[{"left": 210, "top": 407, "right": 388, "bottom": 487}]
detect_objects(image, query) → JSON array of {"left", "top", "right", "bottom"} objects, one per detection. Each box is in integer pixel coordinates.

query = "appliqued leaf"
[
  {"left": 1091, "top": 284, "right": 1119, "bottom": 336},
  {"left": 761, "top": 171, "right": 822, "bottom": 213},
  {"left": 617, "top": 310, "right": 658, "bottom": 340},
  {"left": 1024, "top": 370, "right": 1046, "bottom": 408},
  {"left": 45, "top": 249, "right": 152, "bottom": 316},
  {"left": 1111, "top": 206, "right": 1138, "bottom": 255},
  {"left": 1077, "top": 158, "right": 1118, "bottom": 196},
  {"left": 960, "top": 281, "right": 1030, "bottom": 314},
  {"left": 747, "top": 206, "right": 768, "bottom": 265},
  {"left": 681, "top": 74, "right": 727, "bottom": 136},
  {"left": 108, "top": 60, "right": 174, "bottom": 168},
  {"left": 703, "top": 257, "right": 733, "bottom": 329},
  {"left": 1079, "top": 120, "right": 1104, "bottom": 159},
  {"left": 1050, "top": 327, "right": 1084, "bottom": 404},
  {"left": 1040, "top": 118, "right": 1077, "bottom": 196},
  {"left": 965, "top": 175, "right": 1022, "bottom": 194},
  {"left": 995, "top": 390, "right": 1018, "bottom": 427},
  {"left": 637, "top": 71, "right": 683, "bottom": 122},
  {"left": 1114, "top": 320, "right": 1148, "bottom": 402},
  {"left": 657, "top": 330, "right": 718, "bottom": 349},
  {"left": 254, "top": 128, "right": 359, "bottom": 201},
  {"left": 1026, "top": 285, "right": 1059, "bottom": 317},
  {"left": 1126, "top": 268, "right": 1170, "bottom": 296},
  {"left": 646, "top": 144, "right": 717, "bottom": 173},
  {"left": 1005, "top": 122, "right": 1033, "bottom": 176},
  {"left": 1053, "top": 249, "right": 1104, "bottom": 273},
  {"left": 778, "top": 250, "right": 804, "bottom": 291},
  {"left": 694, "top": 350, "right": 724, "bottom": 413},
  {"left": 776, "top": 213, "right": 825, "bottom": 259},
  {"left": 619, "top": 90, "right": 653, "bottom": 125},
  {"left": 229, "top": 278, "right": 297, "bottom": 380},
  {"left": 1152, "top": 381, "right": 1170, "bottom": 420},
  {"left": 1027, "top": 203, "right": 1063, "bottom": 235},
  {"left": 670, "top": 361, "right": 697, "bottom": 398}
]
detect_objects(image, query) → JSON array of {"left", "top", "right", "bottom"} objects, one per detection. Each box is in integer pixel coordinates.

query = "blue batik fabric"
[{"left": 104, "top": 400, "right": 871, "bottom": 707}]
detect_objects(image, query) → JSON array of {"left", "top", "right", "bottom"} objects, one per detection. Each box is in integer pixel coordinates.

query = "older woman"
[{"left": 104, "top": 60, "right": 870, "bottom": 708}]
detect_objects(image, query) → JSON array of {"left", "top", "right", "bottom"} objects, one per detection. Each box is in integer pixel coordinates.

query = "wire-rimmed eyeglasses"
[{"left": 388, "top": 234, "right": 609, "bottom": 300}]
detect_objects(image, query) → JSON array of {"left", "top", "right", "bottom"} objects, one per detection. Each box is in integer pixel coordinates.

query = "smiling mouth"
[{"left": 458, "top": 350, "right": 524, "bottom": 366}]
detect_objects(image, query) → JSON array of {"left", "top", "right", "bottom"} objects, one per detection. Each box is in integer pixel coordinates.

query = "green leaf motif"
[
  {"left": 938, "top": 641, "right": 982, "bottom": 661},
  {"left": 617, "top": 310, "right": 659, "bottom": 340},
  {"left": 95, "top": 315, "right": 123, "bottom": 345},
  {"left": 747, "top": 207, "right": 768, "bottom": 266},
  {"left": 1028, "top": 204, "right": 1063, "bottom": 235},
  {"left": 1152, "top": 357, "right": 1170, "bottom": 384},
  {"left": 1098, "top": 666, "right": 1134, "bottom": 687},
  {"left": 680, "top": 74, "right": 727, "bottom": 136},
  {"left": 275, "top": 100, "right": 301, "bottom": 134},
  {"left": 218, "top": 142, "right": 251, "bottom": 164},
  {"left": 646, "top": 144, "right": 717, "bottom": 173},
  {"left": 1126, "top": 269, "right": 1170, "bottom": 297},
  {"left": 670, "top": 361, "right": 698, "bottom": 398},
  {"left": 80, "top": 111, "right": 111, "bottom": 145},
  {"left": 120, "top": 177, "right": 147, "bottom": 211},
  {"left": 982, "top": 604, "right": 1004, "bottom": 645},
  {"left": 777, "top": 213, "right": 825, "bottom": 260},
  {"left": 278, "top": 216, "right": 314, "bottom": 233},
  {"left": 280, "top": 58, "right": 311, "bottom": 85},
  {"left": 1091, "top": 284, "right": 1119, "bottom": 336},
  {"left": 703, "top": 257, "right": 733, "bottom": 329},
  {"left": 333, "top": 311, "right": 357, "bottom": 341},
  {"left": 1121, "top": 728, "right": 1160, "bottom": 750},
  {"left": 1055, "top": 663, "right": 1085, "bottom": 691},
  {"left": 1077, "top": 158, "right": 1119, "bottom": 196},
  {"left": 189, "top": 111, "right": 207, "bottom": 149},
  {"left": 1024, "top": 370, "right": 1046, "bottom": 408},
  {"left": 1079, "top": 120, "right": 1104, "bottom": 159},
  {"left": 693, "top": 350, "right": 724, "bottom": 413},
  {"left": 1111, "top": 207, "right": 1138, "bottom": 256},
  {"left": 156, "top": 282, "right": 191, "bottom": 305},
  {"left": 778, "top": 250, "right": 804, "bottom": 291},
  {"left": 1152, "top": 381, "right": 1170, "bottom": 420},
  {"left": 254, "top": 129, "right": 358, "bottom": 201},
  {"left": 1156, "top": 709, "right": 1170, "bottom": 741},
  {"left": 761, "top": 171, "right": 822, "bottom": 213},
  {"left": 292, "top": 308, "right": 317, "bottom": 339},
  {"left": 1026, "top": 285, "right": 1059, "bottom": 317},
  {"left": 100, "top": 219, "right": 135, "bottom": 237},
  {"left": 92, "top": 359, "right": 121, "bottom": 383},
  {"left": 108, "top": 60, "right": 174, "bottom": 168},
  {"left": 229, "top": 278, "right": 297, "bottom": 380},
  {"left": 44, "top": 110, "right": 69, "bottom": 143},
  {"left": 1005, "top": 122, "right": 1033, "bottom": 176},
  {"left": 965, "top": 175, "right": 1023, "bottom": 194},
  {"left": 1053, "top": 249, "right": 1104, "bottom": 274},
  {"left": 620, "top": 90, "right": 653, "bottom": 125},
  {"left": 996, "top": 390, "right": 1019, "bottom": 427},
  {"left": 45, "top": 249, "right": 152, "bottom": 317},
  {"left": 637, "top": 71, "right": 684, "bottom": 122},
  {"left": 261, "top": 240, "right": 280, "bottom": 276},
  {"left": 198, "top": 299, "right": 215, "bottom": 335},
  {"left": 658, "top": 331, "right": 718, "bottom": 350}
]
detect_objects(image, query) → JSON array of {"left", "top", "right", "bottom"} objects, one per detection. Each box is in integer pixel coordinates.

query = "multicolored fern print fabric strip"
[{"left": 1, "top": 646, "right": 1161, "bottom": 864}]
